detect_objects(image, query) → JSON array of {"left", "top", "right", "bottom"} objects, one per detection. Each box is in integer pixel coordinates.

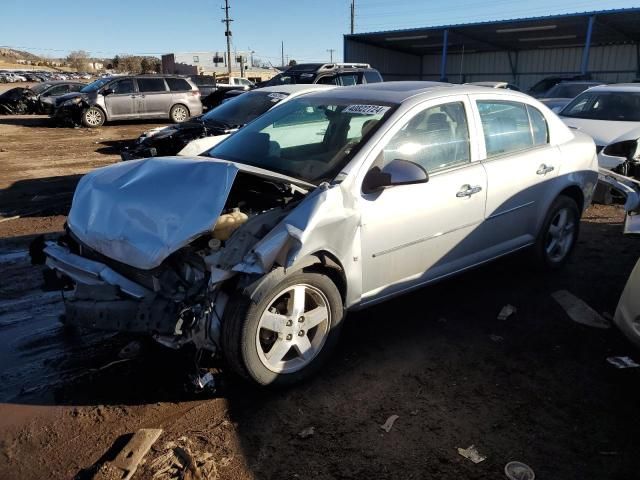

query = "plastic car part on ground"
[
  {"left": 551, "top": 290, "right": 611, "bottom": 329},
  {"left": 457, "top": 445, "right": 486, "bottom": 463},
  {"left": 504, "top": 461, "right": 535, "bottom": 480}
]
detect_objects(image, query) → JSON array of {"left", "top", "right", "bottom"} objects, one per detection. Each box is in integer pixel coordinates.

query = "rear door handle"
[
  {"left": 536, "top": 163, "right": 555, "bottom": 175},
  {"left": 456, "top": 184, "right": 483, "bottom": 198}
]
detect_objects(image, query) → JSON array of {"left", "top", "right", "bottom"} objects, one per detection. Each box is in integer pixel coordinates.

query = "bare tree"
[{"left": 66, "top": 50, "right": 90, "bottom": 71}]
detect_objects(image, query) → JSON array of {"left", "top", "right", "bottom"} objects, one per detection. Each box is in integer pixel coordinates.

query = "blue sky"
[{"left": 1, "top": 0, "right": 639, "bottom": 63}]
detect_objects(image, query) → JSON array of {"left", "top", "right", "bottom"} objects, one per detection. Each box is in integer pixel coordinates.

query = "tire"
[
  {"left": 81, "top": 106, "right": 105, "bottom": 128},
  {"left": 169, "top": 104, "right": 189, "bottom": 123},
  {"left": 532, "top": 195, "right": 580, "bottom": 270},
  {"left": 222, "top": 271, "right": 344, "bottom": 387}
]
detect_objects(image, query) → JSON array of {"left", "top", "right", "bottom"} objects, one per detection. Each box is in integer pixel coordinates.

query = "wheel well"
[
  {"left": 301, "top": 252, "right": 347, "bottom": 304},
  {"left": 559, "top": 185, "right": 584, "bottom": 211}
]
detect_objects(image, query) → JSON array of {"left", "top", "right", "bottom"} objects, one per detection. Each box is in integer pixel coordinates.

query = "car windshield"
[
  {"left": 546, "top": 83, "right": 593, "bottom": 98},
  {"left": 201, "top": 90, "right": 290, "bottom": 127},
  {"left": 80, "top": 77, "right": 112, "bottom": 93},
  {"left": 206, "top": 97, "right": 395, "bottom": 184},
  {"left": 560, "top": 91, "right": 640, "bottom": 121},
  {"left": 30, "top": 82, "right": 53, "bottom": 94}
]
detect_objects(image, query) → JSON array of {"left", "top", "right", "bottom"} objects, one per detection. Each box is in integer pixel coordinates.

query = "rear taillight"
[{"left": 190, "top": 91, "right": 200, "bottom": 96}]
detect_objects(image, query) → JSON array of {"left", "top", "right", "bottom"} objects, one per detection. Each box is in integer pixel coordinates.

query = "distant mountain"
[{"left": 0, "top": 48, "right": 42, "bottom": 62}]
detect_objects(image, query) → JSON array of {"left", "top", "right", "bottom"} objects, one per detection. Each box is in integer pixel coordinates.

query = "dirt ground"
[{"left": 1, "top": 110, "right": 640, "bottom": 480}]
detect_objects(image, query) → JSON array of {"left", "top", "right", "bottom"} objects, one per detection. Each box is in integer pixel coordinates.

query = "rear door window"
[
  {"left": 166, "top": 78, "right": 192, "bottom": 91},
  {"left": 137, "top": 78, "right": 167, "bottom": 93},
  {"left": 316, "top": 76, "right": 339, "bottom": 85},
  {"left": 476, "top": 101, "right": 535, "bottom": 157}
]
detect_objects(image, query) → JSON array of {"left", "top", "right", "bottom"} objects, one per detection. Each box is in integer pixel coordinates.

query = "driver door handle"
[
  {"left": 536, "top": 163, "right": 555, "bottom": 175},
  {"left": 456, "top": 184, "right": 483, "bottom": 198}
]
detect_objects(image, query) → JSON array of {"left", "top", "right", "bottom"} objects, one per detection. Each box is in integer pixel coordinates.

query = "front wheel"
[
  {"left": 533, "top": 195, "right": 580, "bottom": 269},
  {"left": 169, "top": 104, "right": 189, "bottom": 123},
  {"left": 222, "top": 271, "right": 344, "bottom": 387},
  {"left": 81, "top": 106, "right": 105, "bottom": 128}
]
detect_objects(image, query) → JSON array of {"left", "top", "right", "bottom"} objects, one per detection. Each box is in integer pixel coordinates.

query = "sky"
[{"left": 2, "top": 0, "right": 639, "bottom": 64}]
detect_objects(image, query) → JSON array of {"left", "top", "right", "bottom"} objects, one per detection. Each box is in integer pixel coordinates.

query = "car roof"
[
  {"left": 297, "top": 81, "right": 525, "bottom": 104},
  {"left": 583, "top": 83, "right": 640, "bottom": 92},
  {"left": 466, "top": 81, "right": 509, "bottom": 87}
]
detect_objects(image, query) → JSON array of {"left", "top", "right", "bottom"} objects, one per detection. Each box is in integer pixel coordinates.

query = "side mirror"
[
  {"left": 362, "top": 159, "right": 428, "bottom": 194},
  {"left": 102, "top": 88, "right": 113, "bottom": 96}
]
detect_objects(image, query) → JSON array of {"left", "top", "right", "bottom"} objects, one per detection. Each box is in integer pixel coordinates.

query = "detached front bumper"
[{"left": 44, "top": 243, "right": 179, "bottom": 334}]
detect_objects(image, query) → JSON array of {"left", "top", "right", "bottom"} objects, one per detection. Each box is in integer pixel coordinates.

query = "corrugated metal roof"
[{"left": 346, "top": 8, "right": 640, "bottom": 55}]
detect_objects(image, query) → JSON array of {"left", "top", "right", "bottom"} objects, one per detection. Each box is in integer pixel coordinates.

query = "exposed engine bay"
[{"left": 37, "top": 161, "right": 311, "bottom": 357}]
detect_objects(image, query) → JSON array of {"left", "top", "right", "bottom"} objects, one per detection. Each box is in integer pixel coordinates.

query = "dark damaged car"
[
  {"left": 52, "top": 75, "right": 202, "bottom": 128},
  {"left": 121, "top": 84, "right": 335, "bottom": 160},
  {"left": 39, "top": 83, "right": 598, "bottom": 386},
  {"left": 0, "top": 81, "right": 84, "bottom": 114}
]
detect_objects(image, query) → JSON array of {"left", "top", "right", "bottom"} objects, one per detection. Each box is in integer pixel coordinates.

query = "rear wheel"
[
  {"left": 222, "top": 271, "right": 344, "bottom": 387},
  {"left": 81, "top": 106, "right": 105, "bottom": 128},
  {"left": 533, "top": 195, "right": 580, "bottom": 269},
  {"left": 170, "top": 104, "right": 189, "bottom": 123}
]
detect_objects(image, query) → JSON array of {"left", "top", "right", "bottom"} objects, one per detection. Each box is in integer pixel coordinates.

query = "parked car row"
[{"left": 0, "top": 70, "right": 93, "bottom": 83}]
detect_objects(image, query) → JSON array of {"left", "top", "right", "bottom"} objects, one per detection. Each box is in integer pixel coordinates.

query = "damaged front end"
[
  {"left": 51, "top": 94, "right": 90, "bottom": 126},
  {"left": 597, "top": 168, "right": 640, "bottom": 234},
  {"left": 120, "top": 121, "right": 228, "bottom": 161},
  {"left": 39, "top": 157, "right": 314, "bottom": 354},
  {"left": 0, "top": 87, "right": 39, "bottom": 114}
]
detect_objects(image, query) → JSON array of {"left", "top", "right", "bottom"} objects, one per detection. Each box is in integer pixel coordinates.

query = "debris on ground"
[
  {"left": 457, "top": 445, "right": 486, "bottom": 463},
  {"left": 150, "top": 436, "right": 217, "bottom": 480},
  {"left": 606, "top": 356, "right": 640, "bottom": 369},
  {"left": 297, "top": 426, "right": 315, "bottom": 439},
  {"left": 93, "top": 428, "right": 163, "bottom": 480},
  {"left": 380, "top": 415, "right": 399, "bottom": 433},
  {"left": 504, "top": 461, "right": 535, "bottom": 480},
  {"left": 188, "top": 370, "right": 218, "bottom": 395},
  {"left": 552, "top": 290, "right": 611, "bottom": 329},
  {"left": 118, "top": 340, "right": 142, "bottom": 360},
  {"left": 497, "top": 304, "right": 517, "bottom": 320},
  {"left": 489, "top": 334, "right": 504, "bottom": 342}
]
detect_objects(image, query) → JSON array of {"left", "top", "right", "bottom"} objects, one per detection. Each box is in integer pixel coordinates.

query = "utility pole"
[
  {"left": 281, "top": 41, "right": 284, "bottom": 68},
  {"left": 350, "top": 0, "right": 355, "bottom": 34},
  {"left": 327, "top": 49, "right": 335, "bottom": 62},
  {"left": 221, "top": 0, "right": 233, "bottom": 77}
]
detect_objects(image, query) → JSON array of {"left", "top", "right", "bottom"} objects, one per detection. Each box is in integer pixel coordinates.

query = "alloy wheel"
[
  {"left": 85, "top": 109, "right": 102, "bottom": 127},
  {"left": 255, "top": 284, "right": 331, "bottom": 374},
  {"left": 545, "top": 207, "right": 577, "bottom": 263}
]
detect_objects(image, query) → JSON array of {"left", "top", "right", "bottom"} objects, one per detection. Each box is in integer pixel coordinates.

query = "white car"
[{"left": 560, "top": 84, "right": 640, "bottom": 176}]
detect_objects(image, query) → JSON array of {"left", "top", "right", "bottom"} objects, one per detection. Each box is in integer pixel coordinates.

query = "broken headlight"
[{"left": 603, "top": 139, "right": 640, "bottom": 161}]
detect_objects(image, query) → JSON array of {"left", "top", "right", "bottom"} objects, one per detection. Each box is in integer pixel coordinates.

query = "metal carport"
[{"left": 344, "top": 8, "right": 640, "bottom": 89}]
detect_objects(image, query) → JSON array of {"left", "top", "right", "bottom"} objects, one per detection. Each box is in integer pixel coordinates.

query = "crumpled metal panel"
[
  {"left": 235, "top": 183, "right": 363, "bottom": 307},
  {"left": 68, "top": 157, "right": 238, "bottom": 270}
]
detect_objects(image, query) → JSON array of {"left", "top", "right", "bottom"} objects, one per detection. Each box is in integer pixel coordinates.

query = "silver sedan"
[{"left": 43, "top": 82, "right": 598, "bottom": 386}]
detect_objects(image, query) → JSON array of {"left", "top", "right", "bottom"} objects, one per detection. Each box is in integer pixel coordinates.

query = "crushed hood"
[{"left": 68, "top": 157, "right": 238, "bottom": 270}]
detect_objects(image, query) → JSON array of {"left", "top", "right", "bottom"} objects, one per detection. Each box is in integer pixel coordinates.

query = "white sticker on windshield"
[
  {"left": 343, "top": 104, "right": 390, "bottom": 115},
  {"left": 267, "top": 92, "right": 288, "bottom": 101}
]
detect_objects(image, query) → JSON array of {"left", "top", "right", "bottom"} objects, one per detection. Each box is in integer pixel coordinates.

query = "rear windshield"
[
  {"left": 166, "top": 78, "right": 192, "bottom": 91},
  {"left": 201, "top": 90, "right": 289, "bottom": 128},
  {"left": 560, "top": 91, "right": 640, "bottom": 121},
  {"left": 545, "top": 83, "right": 594, "bottom": 99}
]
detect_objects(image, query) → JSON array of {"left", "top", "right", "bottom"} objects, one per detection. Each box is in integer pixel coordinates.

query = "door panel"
[
  {"left": 137, "top": 78, "right": 171, "bottom": 117},
  {"left": 472, "top": 98, "right": 559, "bottom": 253},
  {"left": 358, "top": 97, "right": 488, "bottom": 301},
  {"left": 360, "top": 164, "right": 487, "bottom": 299},
  {"left": 104, "top": 78, "right": 136, "bottom": 118}
]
